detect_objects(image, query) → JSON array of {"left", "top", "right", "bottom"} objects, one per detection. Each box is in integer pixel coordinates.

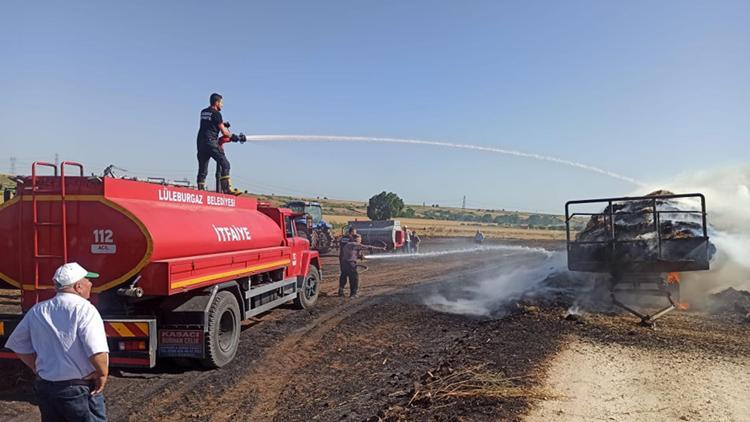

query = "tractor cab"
[{"left": 284, "top": 201, "right": 333, "bottom": 254}]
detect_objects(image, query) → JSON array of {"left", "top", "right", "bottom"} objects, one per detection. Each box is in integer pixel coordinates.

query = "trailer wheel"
[
  {"left": 202, "top": 291, "right": 240, "bottom": 368},
  {"left": 294, "top": 266, "right": 320, "bottom": 309}
]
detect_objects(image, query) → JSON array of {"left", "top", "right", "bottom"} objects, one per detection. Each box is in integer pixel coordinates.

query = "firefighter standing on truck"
[{"left": 196, "top": 93, "right": 240, "bottom": 195}]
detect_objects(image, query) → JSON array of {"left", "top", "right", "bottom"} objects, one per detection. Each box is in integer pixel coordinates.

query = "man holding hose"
[{"left": 338, "top": 234, "right": 384, "bottom": 298}]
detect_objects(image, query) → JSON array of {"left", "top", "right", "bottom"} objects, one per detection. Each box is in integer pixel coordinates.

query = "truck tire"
[
  {"left": 201, "top": 291, "right": 241, "bottom": 368},
  {"left": 294, "top": 266, "right": 320, "bottom": 309}
]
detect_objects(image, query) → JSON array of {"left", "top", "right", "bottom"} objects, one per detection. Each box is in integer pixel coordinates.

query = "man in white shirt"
[{"left": 5, "top": 262, "right": 109, "bottom": 422}]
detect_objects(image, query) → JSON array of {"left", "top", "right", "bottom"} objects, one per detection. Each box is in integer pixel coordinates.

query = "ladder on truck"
[{"left": 26, "top": 161, "right": 83, "bottom": 302}]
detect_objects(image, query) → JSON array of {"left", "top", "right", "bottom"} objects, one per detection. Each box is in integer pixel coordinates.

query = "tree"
[
  {"left": 401, "top": 207, "right": 416, "bottom": 218},
  {"left": 367, "top": 191, "right": 405, "bottom": 220}
]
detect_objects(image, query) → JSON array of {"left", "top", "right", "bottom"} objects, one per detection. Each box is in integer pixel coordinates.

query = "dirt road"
[
  {"left": 527, "top": 338, "right": 750, "bottom": 421},
  {"left": 1, "top": 238, "right": 749, "bottom": 421}
]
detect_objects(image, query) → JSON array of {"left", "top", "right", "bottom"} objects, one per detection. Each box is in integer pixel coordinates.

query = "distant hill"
[{"left": 251, "top": 192, "right": 568, "bottom": 232}]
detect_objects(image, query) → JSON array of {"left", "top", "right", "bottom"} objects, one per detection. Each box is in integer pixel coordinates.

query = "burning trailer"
[{"left": 565, "top": 191, "right": 713, "bottom": 326}]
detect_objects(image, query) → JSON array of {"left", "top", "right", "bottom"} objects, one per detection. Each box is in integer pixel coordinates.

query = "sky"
[{"left": 1, "top": 1, "right": 748, "bottom": 213}]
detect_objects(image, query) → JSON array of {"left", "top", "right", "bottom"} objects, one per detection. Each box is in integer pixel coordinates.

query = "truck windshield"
[
  {"left": 307, "top": 206, "right": 322, "bottom": 224},
  {"left": 288, "top": 204, "right": 305, "bottom": 214}
]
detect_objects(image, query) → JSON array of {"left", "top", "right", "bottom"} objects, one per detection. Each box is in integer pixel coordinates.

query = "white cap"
[{"left": 53, "top": 262, "right": 99, "bottom": 287}]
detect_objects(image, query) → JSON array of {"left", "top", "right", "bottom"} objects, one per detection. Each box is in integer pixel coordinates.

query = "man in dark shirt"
[
  {"left": 196, "top": 93, "right": 239, "bottom": 195},
  {"left": 338, "top": 234, "right": 383, "bottom": 298}
]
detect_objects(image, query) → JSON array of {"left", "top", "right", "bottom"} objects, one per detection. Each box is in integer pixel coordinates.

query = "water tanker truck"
[
  {"left": 344, "top": 220, "right": 407, "bottom": 251},
  {"left": 0, "top": 162, "right": 321, "bottom": 368}
]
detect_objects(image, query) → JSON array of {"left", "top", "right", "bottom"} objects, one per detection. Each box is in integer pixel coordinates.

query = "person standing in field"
[
  {"left": 404, "top": 227, "right": 412, "bottom": 253},
  {"left": 5, "top": 263, "right": 109, "bottom": 422},
  {"left": 338, "top": 234, "right": 383, "bottom": 298},
  {"left": 411, "top": 231, "right": 421, "bottom": 253}
]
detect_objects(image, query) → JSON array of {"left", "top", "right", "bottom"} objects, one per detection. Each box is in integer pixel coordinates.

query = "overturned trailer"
[{"left": 565, "top": 192, "right": 712, "bottom": 325}]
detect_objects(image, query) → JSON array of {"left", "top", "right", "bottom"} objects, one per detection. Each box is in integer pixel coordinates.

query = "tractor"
[{"left": 285, "top": 201, "right": 334, "bottom": 254}]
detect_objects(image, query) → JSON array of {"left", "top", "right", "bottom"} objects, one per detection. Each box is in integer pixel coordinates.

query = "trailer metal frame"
[{"left": 565, "top": 193, "right": 710, "bottom": 325}]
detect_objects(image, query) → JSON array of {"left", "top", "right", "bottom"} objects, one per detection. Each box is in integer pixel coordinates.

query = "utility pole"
[
  {"left": 462, "top": 195, "right": 466, "bottom": 210},
  {"left": 10, "top": 156, "right": 16, "bottom": 174},
  {"left": 54, "top": 153, "right": 59, "bottom": 167}
]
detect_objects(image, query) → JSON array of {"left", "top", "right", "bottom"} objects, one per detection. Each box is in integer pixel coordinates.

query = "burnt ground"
[{"left": 1, "top": 238, "right": 749, "bottom": 421}]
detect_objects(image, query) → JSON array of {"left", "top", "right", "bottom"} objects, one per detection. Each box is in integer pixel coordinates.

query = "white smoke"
[
  {"left": 418, "top": 166, "right": 750, "bottom": 316},
  {"left": 246, "top": 134, "right": 644, "bottom": 186},
  {"left": 423, "top": 249, "right": 566, "bottom": 316},
  {"left": 643, "top": 165, "right": 750, "bottom": 293}
]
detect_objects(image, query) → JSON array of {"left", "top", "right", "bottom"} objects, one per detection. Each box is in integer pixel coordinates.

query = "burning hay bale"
[
  {"left": 566, "top": 191, "right": 717, "bottom": 325},
  {"left": 577, "top": 190, "right": 705, "bottom": 243},
  {"left": 570, "top": 191, "right": 715, "bottom": 273}
]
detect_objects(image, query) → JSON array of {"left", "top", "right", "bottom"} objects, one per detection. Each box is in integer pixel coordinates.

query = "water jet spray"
[{"left": 246, "top": 134, "right": 644, "bottom": 186}]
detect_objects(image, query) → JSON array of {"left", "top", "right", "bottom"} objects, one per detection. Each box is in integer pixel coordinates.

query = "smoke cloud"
[
  {"left": 644, "top": 165, "right": 750, "bottom": 295},
  {"left": 419, "top": 165, "right": 750, "bottom": 317},
  {"left": 423, "top": 249, "right": 566, "bottom": 316}
]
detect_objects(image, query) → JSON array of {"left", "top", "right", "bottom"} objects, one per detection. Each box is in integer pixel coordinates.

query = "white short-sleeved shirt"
[{"left": 4, "top": 292, "right": 109, "bottom": 381}]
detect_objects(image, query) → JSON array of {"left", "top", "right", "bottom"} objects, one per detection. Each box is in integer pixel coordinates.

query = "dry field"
[{"left": 1, "top": 238, "right": 749, "bottom": 421}]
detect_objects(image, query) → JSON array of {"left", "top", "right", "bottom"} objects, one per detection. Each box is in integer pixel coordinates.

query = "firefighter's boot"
[
  {"left": 220, "top": 176, "right": 242, "bottom": 196},
  {"left": 197, "top": 181, "right": 206, "bottom": 191}
]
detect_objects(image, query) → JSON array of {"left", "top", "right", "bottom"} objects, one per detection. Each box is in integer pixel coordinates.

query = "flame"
[
  {"left": 667, "top": 272, "right": 681, "bottom": 284},
  {"left": 677, "top": 302, "right": 689, "bottom": 310}
]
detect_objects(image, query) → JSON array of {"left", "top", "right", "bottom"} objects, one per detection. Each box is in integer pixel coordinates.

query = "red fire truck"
[{"left": 0, "top": 162, "right": 321, "bottom": 368}]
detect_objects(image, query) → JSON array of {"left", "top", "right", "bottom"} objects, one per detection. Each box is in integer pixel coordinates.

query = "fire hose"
[
  {"left": 219, "top": 121, "right": 247, "bottom": 145},
  {"left": 214, "top": 121, "right": 247, "bottom": 192}
]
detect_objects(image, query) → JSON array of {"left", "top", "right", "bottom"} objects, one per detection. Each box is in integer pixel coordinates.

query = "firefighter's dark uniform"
[
  {"left": 339, "top": 242, "right": 367, "bottom": 297},
  {"left": 196, "top": 107, "right": 231, "bottom": 190}
]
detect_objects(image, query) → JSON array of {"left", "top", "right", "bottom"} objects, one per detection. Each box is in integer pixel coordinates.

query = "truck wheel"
[
  {"left": 294, "top": 266, "right": 320, "bottom": 309},
  {"left": 202, "top": 291, "right": 240, "bottom": 368}
]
